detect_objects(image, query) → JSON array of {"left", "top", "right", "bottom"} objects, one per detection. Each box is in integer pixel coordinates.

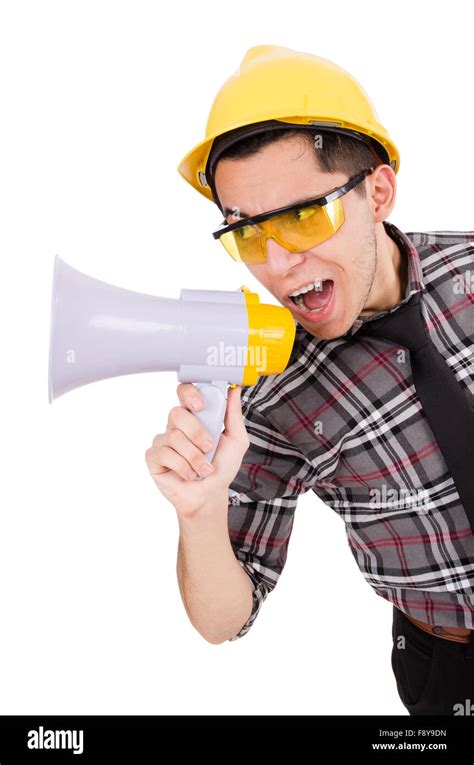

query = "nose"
[{"left": 264, "top": 237, "right": 305, "bottom": 275}]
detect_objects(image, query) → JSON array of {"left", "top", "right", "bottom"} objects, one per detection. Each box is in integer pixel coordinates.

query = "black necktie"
[{"left": 357, "top": 291, "right": 474, "bottom": 532}]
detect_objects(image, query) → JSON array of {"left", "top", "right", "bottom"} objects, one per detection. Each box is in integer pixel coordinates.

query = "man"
[{"left": 145, "top": 45, "right": 474, "bottom": 715}]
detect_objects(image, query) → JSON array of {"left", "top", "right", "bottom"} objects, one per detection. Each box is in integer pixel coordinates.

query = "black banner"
[{"left": 0, "top": 715, "right": 473, "bottom": 762}]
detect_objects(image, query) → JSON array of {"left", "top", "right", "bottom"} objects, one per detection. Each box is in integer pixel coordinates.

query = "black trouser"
[{"left": 391, "top": 605, "right": 474, "bottom": 715}]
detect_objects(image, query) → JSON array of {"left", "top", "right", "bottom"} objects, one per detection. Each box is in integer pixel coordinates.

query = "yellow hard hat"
[{"left": 177, "top": 44, "right": 400, "bottom": 204}]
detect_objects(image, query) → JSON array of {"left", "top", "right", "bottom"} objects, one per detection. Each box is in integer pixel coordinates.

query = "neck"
[{"left": 360, "top": 223, "right": 408, "bottom": 317}]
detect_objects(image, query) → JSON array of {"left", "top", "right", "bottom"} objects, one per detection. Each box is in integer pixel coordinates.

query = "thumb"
[{"left": 223, "top": 385, "right": 247, "bottom": 439}]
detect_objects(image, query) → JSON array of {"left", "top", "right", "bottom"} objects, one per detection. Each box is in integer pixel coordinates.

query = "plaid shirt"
[{"left": 227, "top": 220, "right": 474, "bottom": 640}]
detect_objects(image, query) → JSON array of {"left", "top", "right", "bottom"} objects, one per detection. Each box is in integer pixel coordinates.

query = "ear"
[{"left": 368, "top": 164, "right": 397, "bottom": 223}]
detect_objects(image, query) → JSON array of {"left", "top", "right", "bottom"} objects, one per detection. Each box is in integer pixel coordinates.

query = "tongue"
[{"left": 303, "top": 280, "right": 333, "bottom": 310}]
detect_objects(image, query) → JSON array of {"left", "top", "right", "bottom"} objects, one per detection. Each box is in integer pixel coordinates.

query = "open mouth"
[{"left": 288, "top": 278, "right": 334, "bottom": 314}]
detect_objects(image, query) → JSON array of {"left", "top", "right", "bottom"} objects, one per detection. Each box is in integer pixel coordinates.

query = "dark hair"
[{"left": 213, "top": 128, "right": 377, "bottom": 202}]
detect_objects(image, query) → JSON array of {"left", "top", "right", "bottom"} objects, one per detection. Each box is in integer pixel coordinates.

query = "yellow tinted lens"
[
  {"left": 218, "top": 198, "right": 345, "bottom": 262},
  {"left": 235, "top": 224, "right": 256, "bottom": 240},
  {"left": 219, "top": 230, "right": 243, "bottom": 261},
  {"left": 267, "top": 198, "right": 345, "bottom": 250},
  {"left": 295, "top": 206, "right": 319, "bottom": 221},
  {"left": 220, "top": 224, "right": 266, "bottom": 264}
]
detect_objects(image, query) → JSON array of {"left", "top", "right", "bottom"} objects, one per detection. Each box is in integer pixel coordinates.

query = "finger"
[
  {"left": 152, "top": 432, "right": 165, "bottom": 448},
  {"left": 145, "top": 445, "right": 197, "bottom": 481},
  {"left": 177, "top": 382, "right": 204, "bottom": 412},
  {"left": 224, "top": 386, "right": 249, "bottom": 442},
  {"left": 167, "top": 406, "right": 215, "bottom": 452},
  {"left": 166, "top": 428, "right": 214, "bottom": 478}
]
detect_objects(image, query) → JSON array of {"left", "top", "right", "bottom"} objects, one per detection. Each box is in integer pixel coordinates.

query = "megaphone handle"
[{"left": 193, "top": 381, "right": 228, "bottom": 468}]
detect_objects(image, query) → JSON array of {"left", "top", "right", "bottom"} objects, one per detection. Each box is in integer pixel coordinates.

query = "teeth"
[{"left": 289, "top": 278, "right": 324, "bottom": 298}]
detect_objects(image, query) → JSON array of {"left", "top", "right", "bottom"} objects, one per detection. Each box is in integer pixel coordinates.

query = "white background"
[{"left": 0, "top": 0, "right": 472, "bottom": 715}]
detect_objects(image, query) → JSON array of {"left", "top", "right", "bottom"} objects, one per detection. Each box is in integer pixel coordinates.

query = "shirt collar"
[{"left": 344, "top": 220, "right": 426, "bottom": 338}]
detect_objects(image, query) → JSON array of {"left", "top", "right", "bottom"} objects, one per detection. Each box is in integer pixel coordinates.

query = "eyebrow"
[{"left": 222, "top": 188, "right": 334, "bottom": 220}]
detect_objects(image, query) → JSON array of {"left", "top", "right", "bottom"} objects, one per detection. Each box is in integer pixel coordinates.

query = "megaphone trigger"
[{"left": 193, "top": 380, "right": 228, "bottom": 475}]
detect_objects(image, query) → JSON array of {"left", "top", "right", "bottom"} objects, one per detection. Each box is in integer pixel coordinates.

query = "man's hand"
[{"left": 145, "top": 383, "right": 249, "bottom": 517}]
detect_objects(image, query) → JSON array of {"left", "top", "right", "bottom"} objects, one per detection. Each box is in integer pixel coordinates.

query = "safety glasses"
[{"left": 212, "top": 167, "right": 374, "bottom": 264}]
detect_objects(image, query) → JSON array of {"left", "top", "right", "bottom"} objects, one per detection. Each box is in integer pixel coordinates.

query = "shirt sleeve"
[{"left": 226, "top": 389, "right": 316, "bottom": 641}]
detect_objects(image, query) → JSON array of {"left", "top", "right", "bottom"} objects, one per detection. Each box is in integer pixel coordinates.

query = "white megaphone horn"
[{"left": 48, "top": 256, "right": 296, "bottom": 464}]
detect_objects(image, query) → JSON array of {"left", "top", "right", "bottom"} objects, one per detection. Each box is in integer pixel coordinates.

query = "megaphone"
[{"left": 48, "top": 256, "right": 296, "bottom": 463}]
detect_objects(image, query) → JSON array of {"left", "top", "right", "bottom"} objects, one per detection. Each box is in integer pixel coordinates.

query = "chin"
[{"left": 297, "top": 311, "right": 350, "bottom": 341}]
